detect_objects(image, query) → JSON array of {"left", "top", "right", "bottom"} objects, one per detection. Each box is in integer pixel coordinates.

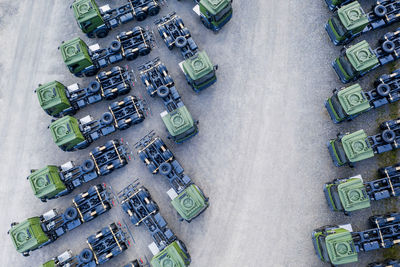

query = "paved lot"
[{"left": 1, "top": 0, "right": 400, "bottom": 266}]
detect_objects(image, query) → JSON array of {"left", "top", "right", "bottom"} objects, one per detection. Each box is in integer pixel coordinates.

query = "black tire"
[
  {"left": 159, "top": 162, "right": 172, "bottom": 176},
  {"left": 79, "top": 248, "right": 94, "bottom": 263},
  {"left": 376, "top": 83, "right": 390, "bottom": 97},
  {"left": 138, "top": 44, "right": 151, "bottom": 56},
  {"left": 97, "top": 71, "right": 108, "bottom": 81},
  {"left": 135, "top": 8, "right": 147, "bottom": 21},
  {"left": 374, "top": 5, "right": 387, "bottom": 17},
  {"left": 157, "top": 86, "right": 170, "bottom": 98},
  {"left": 82, "top": 159, "right": 95, "bottom": 173},
  {"left": 117, "top": 83, "right": 130, "bottom": 95},
  {"left": 126, "top": 50, "right": 138, "bottom": 61},
  {"left": 96, "top": 28, "right": 109, "bottom": 38},
  {"left": 104, "top": 89, "right": 116, "bottom": 100},
  {"left": 382, "top": 40, "right": 395, "bottom": 54},
  {"left": 101, "top": 112, "right": 114, "bottom": 125},
  {"left": 88, "top": 81, "right": 100, "bottom": 94},
  {"left": 148, "top": 2, "right": 160, "bottom": 16},
  {"left": 64, "top": 206, "right": 78, "bottom": 221},
  {"left": 110, "top": 40, "right": 121, "bottom": 53},
  {"left": 382, "top": 129, "right": 396, "bottom": 143},
  {"left": 175, "top": 36, "right": 188, "bottom": 48},
  {"left": 84, "top": 68, "right": 99, "bottom": 77}
]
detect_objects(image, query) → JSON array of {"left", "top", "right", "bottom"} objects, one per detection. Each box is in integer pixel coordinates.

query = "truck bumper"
[
  {"left": 327, "top": 140, "right": 343, "bottom": 167},
  {"left": 211, "top": 11, "right": 233, "bottom": 32},
  {"left": 332, "top": 59, "right": 352, "bottom": 84},
  {"left": 325, "top": 100, "right": 342, "bottom": 124}
]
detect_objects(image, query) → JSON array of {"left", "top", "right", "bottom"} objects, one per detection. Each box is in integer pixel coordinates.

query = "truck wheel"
[
  {"left": 165, "top": 36, "right": 174, "bottom": 50},
  {"left": 175, "top": 17, "right": 185, "bottom": 28},
  {"left": 126, "top": 50, "right": 138, "bottom": 61},
  {"left": 374, "top": 5, "right": 387, "bottom": 17},
  {"left": 117, "top": 120, "right": 129, "bottom": 130},
  {"left": 96, "top": 28, "right": 109, "bottom": 38},
  {"left": 175, "top": 36, "right": 188, "bottom": 48},
  {"left": 104, "top": 89, "right": 116, "bottom": 100},
  {"left": 97, "top": 71, "right": 108, "bottom": 81},
  {"left": 147, "top": 2, "right": 160, "bottom": 16},
  {"left": 130, "top": 212, "right": 140, "bottom": 225},
  {"left": 146, "top": 202, "right": 158, "bottom": 213},
  {"left": 147, "top": 162, "right": 157, "bottom": 174},
  {"left": 382, "top": 40, "right": 395, "bottom": 54},
  {"left": 110, "top": 66, "right": 121, "bottom": 76},
  {"left": 135, "top": 8, "right": 147, "bottom": 21},
  {"left": 117, "top": 84, "right": 130, "bottom": 95},
  {"left": 159, "top": 162, "right": 172, "bottom": 176},
  {"left": 138, "top": 150, "right": 148, "bottom": 162},
  {"left": 181, "top": 27, "right": 190, "bottom": 37},
  {"left": 104, "top": 140, "right": 115, "bottom": 150},
  {"left": 101, "top": 112, "right": 114, "bottom": 125},
  {"left": 132, "top": 26, "right": 142, "bottom": 36},
  {"left": 85, "top": 68, "right": 99, "bottom": 77},
  {"left": 64, "top": 206, "right": 78, "bottom": 221},
  {"left": 88, "top": 81, "right": 101, "bottom": 94},
  {"left": 79, "top": 248, "right": 94, "bottom": 263},
  {"left": 138, "top": 44, "right": 151, "bottom": 56},
  {"left": 110, "top": 40, "right": 121, "bottom": 53},
  {"left": 376, "top": 83, "right": 390, "bottom": 97},
  {"left": 157, "top": 86, "right": 170, "bottom": 98},
  {"left": 82, "top": 159, "right": 95, "bottom": 173},
  {"left": 382, "top": 129, "right": 396, "bottom": 143},
  {"left": 146, "top": 84, "right": 156, "bottom": 96},
  {"left": 158, "top": 64, "right": 168, "bottom": 75},
  {"left": 118, "top": 31, "right": 129, "bottom": 41}
]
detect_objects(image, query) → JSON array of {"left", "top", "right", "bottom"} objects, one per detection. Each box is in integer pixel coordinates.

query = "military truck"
[
  {"left": 178, "top": 0, "right": 233, "bottom": 32},
  {"left": 29, "top": 139, "right": 130, "bottom": 202},
  {"left": 369, "top": 259, "right": 400, "bottom": 266},
  {"left": 118, "top": 181, "right": 191, "bottom": 267},
  {"left": 332, "top": 27, "right": 400, "bottom": 83},
  {"left": 37, "top": 66, "right": 132, "bottom": 118},
  {"left": 72, "top": 0, "right": 163, "bottom": 38},
  {"left": 49, "top": 96, "right": 145, "bottom": 151},
  {"left": 139, "top": 58, "right": 198, "bottom": 143},
  {"left": 326, "top": 0, "right": 357, "bottom": 10},
  {"left": 156, "top": 12, "right": 218, "bottom": 92},
  {"left": 312, "top": 213, "right": 400, "bottom": 265},
  {"left": 60, "top": 27, "right": 153, "bottom": 77},
  {"left": 41, "top": 222, "right": 130, "bottom": 266},
  {"left": 325, "top": 68, "right": 400, "bottom": 123},
  {"left": 324, "top": 161, "right": 400, "bottom": 213},
  {"left": 327, "top": 117, "right": 400, "bottom": 166},
  {"left": 8, "top": 184, "right": 113, "bottom": 256},
  {"left": 136, "top": 132, "right": 209, "bottom": 221},
  {"left": 326, "top": 1, "right": 400, "bottom": 45}
]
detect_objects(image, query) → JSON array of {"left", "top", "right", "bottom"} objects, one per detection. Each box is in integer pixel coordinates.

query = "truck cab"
[
  {"left": 60, "top": 37, "right": 95, "bottom": 77},
  {"left": 28, "top": 166, "right": 67, "bottom": 201},
  {"left": 181, "top": 51, "right": 217, "bottom": 92},
  {"left": 49, "top": 116, "right": 86, "bottom": 152},
  {"left": 333, "top": 40, "right": 379, "bottom": 83},
  {"left": 36, "top": 81, "right": 71, "bottom": 117},
  {"left": 161, "top": 106, "right": 198, "bottom": 144},
  {"left": 312, "top": 224, "right": 358, "bottom": 265},
  {"left": 324, "top": 175, "right": 371, "bottom": 213},
  {"left": 196, "top": 0, "right": 232, "bottom": 31},
  {"left": 327, "top": 129, "right": 374, "bottom": 167},
  {"left": 9, "top": 218, "right": 50, "bottom": 256},
  {"left": 326, "top": 1, "right": 368, "bottom": 45},
  {"left": 151, "top": 240, "right": 191, "bottom": 267},
  {"left": 325, "top": 0, "right": 353, "bottom": 11},
  {"left": 325, "top": 84, "right": 371, "bottom": 123},
  {"left": 72, "top": 0, "right": 106, "bottom": 37}
]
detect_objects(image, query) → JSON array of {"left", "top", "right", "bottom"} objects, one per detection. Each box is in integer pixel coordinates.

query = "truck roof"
[
  {"left": 60, "top": 37, "right": 92, "bottom": 69},
  {"left": 337, "top": 83, "right": 370, "bottom": 116},
  {"left": 171, "top": 184, "right": 207, "bottom": 221},
  {"left": 161, "top": 106, "right": 194, "bottom": 138},
  {"left": 341, "top": 129, "right": 374, "bottom": 163},
  {"left": 9, "top": 218, "right": 49, "bottom": 253},
  {"left": 337, "top": 177, "right": 370, "bottom": 212},
  {"left": 200, "top": 0, "right": 230, "bottom": 15},
  {"left": 151, "top": 241, "right": 188, "bottom": 267},
  {"left": 182, "top": 51, "right": 214, "bottom": 81},
  {"left": 337, "top": 1, "right": 368, "bottom": 31},
  {"left": 28, "top": 166, "right": 66, "bottom": 199},
  {"left": 72, "top": 0, "right": 101, "bottom": 25},
  {"left": 49, "top": 115, "right": 85, "bottom": 150},
  {"left": 346, "top": 40, "right": 379, "bottom": 72},
  {"left": 36, "top": 81, "right": 70, "bottom": 116},
  {"left": 325, "top": 229, "right": 358, "bottom": 265}
]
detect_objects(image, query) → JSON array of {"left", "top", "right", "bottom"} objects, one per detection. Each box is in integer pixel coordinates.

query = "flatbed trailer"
[
  {"left": 60, "top": 26, "right": 154, "bottom": 77},
  {"left": 72, "top": 0, "right": 163, "bottom": 38},
  {"left": 326, "top": 0, "right": 400, "bottom": 45},
  {"left": 156, "top": 12, "right": 218, "bottom": 92},
  {"left": 135, "top": 131, "right": 209, "bottom": 221},
  {"left": 332, "top": 27, "right": 400, "bottom": 83},
  {"left": 40, "top": 222, "right": 130, "bottom": 267},
  {"left": 29, "top": 139, "right": 130, "bottom": 202},
  {"left": 37, "top": 66, "right": 133, "bottom": 118},
  {"left": 118, "top": 181, "right": 191, "bottom": 267},
  {"left": 8, "top": 184, "right": 113, "bottom": 256},
  {"left": 312, "top": 213, "right": 400, "bottom": 265},
  {"left": 325, "top": 68, "right": 400, "bottom": 123},
  {"left": 49, "top": 95, "right": 145, "bottom": 151},
  {"left": 327, "top": 117, "right": 400, "bottom": 166},
  {"left": 139, "top": 58, "right": 198, "bottom": 143}
]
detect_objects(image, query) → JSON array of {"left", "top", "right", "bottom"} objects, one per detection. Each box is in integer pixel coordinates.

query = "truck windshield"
[
  {"left": 329, "top": 94, "right": 347, "bottom": 119},
  {"left": 318, "top": 235, "right": 331, "bottom": 262},
  {"left": 339, "top": 56, "right": 356, "bottom": 78},
  {"left": 174, "top": 125, "right": 198, "bottom": 142},
  {"left": 334, "top": 140, "right": 348, "bottom": 165},
  {"left": 329, "top": 185, "right": 344, "bottom": 211},
  {"left": 214, "top": 3, "right": 232, "bottom": 22},
  {"left": 331, "top": 15, "right": 347, "bottom": 37},
  {"left": 194, "top": 71, "right": 215, "bottom": 86}
]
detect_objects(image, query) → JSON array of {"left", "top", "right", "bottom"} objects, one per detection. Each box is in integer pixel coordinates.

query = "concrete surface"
[{"left": 0, "top": 0, "right": 400, "bottom": 266}]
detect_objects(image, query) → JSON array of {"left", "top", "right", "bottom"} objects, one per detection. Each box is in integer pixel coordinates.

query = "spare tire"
[
  {"left": 159, "top": 162, "right": 172, "bottom": 176},
  {"left": 64, "top": 206, "right": 78, "bottom": 221},
  {"left": 374, "top": 5, "right": 387, "bottom": 17},
  {"left": 157, "top": 86, "right": 170, "bottom": 98},
  {"left": 79, "top": 248, "right": 94, "bottom": 263},
  {"left": 175, "top": 36, "right": 188, "bottom": 48},
  {"left": 110, "top": 40, "right": 121, "bottom": 53},
  {"left": 82, "top": 159, "right": 95, "bottom": 173},
  {"left": 382, "top": 129, "right": 396, "bottom": 143},
  {"left": 382, "top": 40, "right": 395, "bottom": 54},
  {"left": 101, "top": 112, "right": 114, "bottom": 125},
  {"left": 376, "top": 83, "right": 390, "bottom": 97},
  {"left": 88, "top": 81, "right": 100, "bottom": 94}
]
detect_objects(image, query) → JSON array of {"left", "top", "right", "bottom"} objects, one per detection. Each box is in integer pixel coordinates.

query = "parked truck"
[
  {"left": 118, "top": 181, "right": 191, "bottom": 266},
  {"left": 326, "top": 1, "right": 400, "bottom": 45},
  {"left": 178, "top": 0, "right": 233, "bottom": 32},
  {"left": 139, "top": 58, "right": 198, "bottom": 143},
  {"left": 156, "top": 12, "right": 218, "bottom": 92},
  {"left": 324, "top": 160, "right": 400, "bottom": 214},
  {"left": 29, "top": 139, "right": 130, "bottom": 202},
  {"left": 72, "top": 0, "right": 163, "bottom": 38},
  {"left": 40, "top": 222, "right": 130, "bottom": 266},
  {"left": 312, "top": 213, "right": 400, "bottom": 265},
  {"left": 8, "top": 184, "right": 113, "bottom": 256},
  {"left": 325, "top": 68, "right": 400, "bottom": 123},
  {"left": 60, "top": 27, "right": 154, "bottom": 77},
  {"left": 327, "top": 117, "right": 400, "bottom": 166},
  {"left": 37, "top": 66, "right": 133, "bottom": 118},
  {"left": 135, "top": 131, "right": 209, "bottom": 221},
  {"left": 49, "top": 96, "right": 145, "bottom": 151},
  {"left": 332, "top": 27, "right": 400, "bottom": 83},
  {"left": 326, "top": 0, "right": 358, "bottom": 11}
]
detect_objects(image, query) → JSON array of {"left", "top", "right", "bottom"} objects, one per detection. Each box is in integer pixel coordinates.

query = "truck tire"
[
  {"left": 165, "top": 36, "right": 174, "bottom": 50},
  {"left": 382, "top": 129, "right": 396, "bottom": 143},
  {"left": 104, "top": 89, "right": 116, "bottom": 100},
  {"left": 138, "top": 44, "right": 151, "bottom": 56},
  {"left": 175, "top": 36, "right": 188, "bottom": 48},
  {"left": 126, "top": 50, "right": 139, "bottom": 61},
  {"left": 135, "top": 8, "right": 147, "bottom": 21},
  {"left": 117, "top": 119, "right": 129, "bottom": 130},
  {"left": 110, "top": 40, "right": 121, "bottom": 53},
  {"left": 157, "top": 86, "right": 170, "bottom": 98},
  {"left": 85, "top": 68, "right": 99, "bottom": 77},
  {"left": 158, "top": 64, "right": 168, "bottom": 75},
  {"left": 97, "top": 71, "right": 108, "bottom": 81},
  {"left": 117, "top": 83, "right": 130, "bottom": 95},
  {"left": 147, "top": 2, "right": 160, "bottom": 16},
  {"left": 146, "top": 202, "right": 158, "bottom": 213},
  {"left": 88, "top": 81, "right": 101, "bottom": 94},
  {"left": 118, "top": 31, "right": 129, "bottom": 41},
  {"left": 101, "top": 112, "right": 114, "bottom": 125},
  {"left": 382, "top": 40, "right": 395, "bottom": 54},
  {"left": 82, "top": 159, "right": 95, "bottom": 173},
  {"left": 110, "top": 66, "right": 121, "bottom": 76},
  {"left": 79, "top": 248, "right": 94, "bottom": 263},
  {"left": 374, "top": 5, "right": 387, "bottom": 17},
  {"left": 376, "top": 83, "right": 390, "bottom": 97},
  {"left": 104, "top": 140, "right": 115, "bottom": 150},
  {"left": 96, "top": 28, "right": 109, "bottom": 38},
  {"left": 64, "top": 207, "right": 78, "bottom": 221},
  {"left": 159, "top": 162, "right": 172, "bottom": 176}
]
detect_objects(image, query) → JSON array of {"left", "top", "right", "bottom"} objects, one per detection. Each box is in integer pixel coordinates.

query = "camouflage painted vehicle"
[
  {"left": 72, "top": 0, "right": 162, "bottom": 38},
  {"left": 312, "top": 213, "right": 400, "bottom": 265},
  {"left": 8, "top": 184, "right": 113, "bottom": 256},
  {"left": 328, "top": 117, "right": 400, "bottom": 166},
  {"left": 326, "top": 1, "right": 400, "bottom": 45}
]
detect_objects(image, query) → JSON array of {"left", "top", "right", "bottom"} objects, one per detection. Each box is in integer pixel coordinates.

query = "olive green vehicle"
[
  {"left": 151, "top": 240, "right": 191, "bottom": 267},
  {"left": 189, "top": 0, "right": 233, "bottom": 32},
  {"left": 37, "top": 81, "right": 72, "bottom": 117},
  {"left": 49, "top": 115, "right": 86, "bottom": 152},
  {"left": 28, "top": 166, "right": 68, "bottom": 201},
  {"left": 170, "top": 184, "right": 208, "bottom": 221},
  {"left": 160, "top": 106, "right": 198, "bottom": 144}
]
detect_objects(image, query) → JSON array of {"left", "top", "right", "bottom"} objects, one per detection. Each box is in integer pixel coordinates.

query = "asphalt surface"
[{"left": 1, "top": 0, "right": 400, "bottom": 266}]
